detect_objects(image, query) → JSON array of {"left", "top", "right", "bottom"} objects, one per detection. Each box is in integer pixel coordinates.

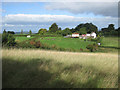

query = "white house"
[
  {"left": 90, "top": 32, "right": 96, "bottom": 38},
  {"left": 27, "top": 35, "right": 31, "bottom": 38},
  {"left": 79, "top": 32, "right": 97, "bottom": 39},
  {"left": 72, "top": 33, "right": 79, "bottom": 38},
  {"left": 86, "top": 34, "right": 91, "bottom": 37}
]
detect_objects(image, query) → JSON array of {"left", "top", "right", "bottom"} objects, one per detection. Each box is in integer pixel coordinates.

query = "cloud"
[
  {"left": 45, "top": 2, "right": 118, "bottom": 17},
  {"left": 0, "top": 8, "right": 6, "bottom": 13},
  {"left": 3, "top": 14, "right": 76, "bottom": 25},
  {"left": 2, "top": 0, "right": 119, "bottom": 2},
  {"left": 2, "top": 14, "right": 118, "bottom": 30}
]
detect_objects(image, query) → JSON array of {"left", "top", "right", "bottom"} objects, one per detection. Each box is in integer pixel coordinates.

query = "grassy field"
[
  {"left": 38, "top": 37, "right": 94, "bottom": 50},
  {"left": 2, "top": 49, "right": 118, "bottom": 88},
  {"left": 15, "top": 36, "right": 119, "bottom": 48},
  {"left": 101, "top": 37, "right": 118, "bottom": 48},
  {"left": 15, "top": 36, "right": 34, "bottom": 42}
]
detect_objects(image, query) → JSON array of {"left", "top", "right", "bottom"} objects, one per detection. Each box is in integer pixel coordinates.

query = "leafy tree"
[
  {"left": 38, "top": 28, "right": 47, "bottom": 35},
  {"left": 108, "top": 24, "right": 115, "bottom": 31},
  {"left": 21, "top": 29, "right": 23, "bottom": 34},
  {"left": 2, "top": 31, "right": 16, "bottom": 47},
  {"left": 8, "top": 31, "right": 15, "bottom": 34},
  {"left": 49, "top": 23, "right": 58, "bottom": 33},
  {"left": 62, "top": 28, "right": 72, "bottom": 36},
  {"left": 56, "top": 30, "right": 62, "bottom": 34},
  {"left": 58, "top": 27, "right": 62, "bottom": 31},
  {"left": 29, "top": 30, "right": 32, "bottom": 35},
  {"left": 3, "top": 29, "right": 6, "bottom": 34},
  {"left": 75, "top": 23, "right": 98, "bottom": 34},
  {"left": 70, "top": 28, "right": 76, "bottom": 33},
  {"left": 79, "top": 27, "right": 87, "bottom": 34},
  {"left": 100, "top": 24, "right": 117, "bottom": 36}
]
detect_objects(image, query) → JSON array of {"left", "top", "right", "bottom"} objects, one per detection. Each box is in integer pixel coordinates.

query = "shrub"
[
  {"left": 87, "top": 37, "right": 92, "bottom": 41},
  {"left": 35, "top": 41, "right": 41, "bottom": 48},
  {"left": 2, "top": 32, "right": 16, "bottom": 47},
  {"left": 30, "top": 41, "right": 36, "bottom": 45},
  {"left": 86, "top": 43, "right": 98, "bottom": 52},
  {"left": 80, "top": 48, "right": 83, "bottom": 51},
  {"left": 91, "top": 37, "right": 102, "bottom": 43},
  {"left": 86, "top": 44, "right": 94, "bottom": 52},
  {"left": 51, "top": 44, "right": 57, "bottom": 49},
  {"left": 17, "top": 42, "right": 34, "bottom": 48}
]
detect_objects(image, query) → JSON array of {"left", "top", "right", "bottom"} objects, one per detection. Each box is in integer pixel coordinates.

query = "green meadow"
[
  {"left": 15, "top": 36, "right": 119, "bottom": 51},
  {"left": 15, "top": 36, "right": 34, "bottom": 42},
  {"left": 101, "top": 37, "right": 118, "bottom": 48},
  {"left": 38, "top": 37, "right": 94, "bottom": 50}
]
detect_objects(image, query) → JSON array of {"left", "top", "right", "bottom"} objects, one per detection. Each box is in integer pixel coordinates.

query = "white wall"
[{"left": 72, "top": 34, "right": 79, "bottom": 37}]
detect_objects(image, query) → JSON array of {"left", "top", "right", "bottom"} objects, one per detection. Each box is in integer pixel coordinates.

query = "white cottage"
[
  {"left": 72, "top": 33, "right": 79, "bottom": 38},
  {"left": 90, "top": 32, "right": 96, "bottom": 38},
  {"left": 27, "top": 35, "right": 31, "bottom": 38}
]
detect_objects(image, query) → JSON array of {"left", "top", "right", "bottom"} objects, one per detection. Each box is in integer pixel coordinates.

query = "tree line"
[{"left": 3, "top": 22, "right": 120, "bottom": 37}]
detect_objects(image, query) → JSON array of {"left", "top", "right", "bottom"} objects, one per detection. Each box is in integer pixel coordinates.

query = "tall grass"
[{"left": 2, "top": 49, "right": 118, "bottom": 88}]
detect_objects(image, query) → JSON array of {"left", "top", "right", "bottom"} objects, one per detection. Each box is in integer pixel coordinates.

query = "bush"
[
  {"left": 80, "top": 48, "right": 83, "bottom": 51},
  {"left": 86, "top": 43, "right": 98, "bottom": 52},
  {"left": 86, "top": 44, "right": 94, "bottom": 52},
  {"left": 17, "top": 41, "right": 35, "bottom": 48},
  {"left": 51, "top": 44, "right": 57, "bottom": 49},
  {"left": 91, "top": 37, "right": 102, "bottom": 43},
  {"left": 34, "top": 41, "right": 42, "bottom": 48},
  {"left": 2, "top": 32, "right": 16, "bottom": 47}
]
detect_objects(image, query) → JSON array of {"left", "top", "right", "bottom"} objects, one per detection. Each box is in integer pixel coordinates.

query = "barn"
[{"left": 72, "top": 33, "right": 79, "bottom": 38}]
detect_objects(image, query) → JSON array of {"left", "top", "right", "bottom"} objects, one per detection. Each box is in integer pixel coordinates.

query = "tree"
[
  {"left": 58, "top": 27, "right": 62, "bottom": 31},
  {"left": 21, "top": 29, "right": 23, "bottom": 34},
  {"left": 108, "top": 24, "right": 115, "bottom": 31},
  {"left": 79, "top": 27, "right": 87, "bottom": 34},
  {"left": 70, "top": 28, "right": 76, "bottom": 33},
  {"left": 2, "top": 31, "right": 16, "bottom": 47},
  {"left": 3, "top": 29, "right": 6, "bottom": 34},
  {"left": 75, "top": 23, "right": 98, "bottom": 34},
  {"left": 49, "top": 23, "right": 58, "bottom": 33},
  {"left": 100, "top": 24, "right": 116, "bottom": 36},
  {"left": 29, "top": 30, "right": 32, "bottom": 35},
  {"left": 62, "top": 28, "right": 72, "bottom": 36},
  {"left": 38, "top": 28, "right": 47, "bottom": 35},
  {"left": 8, "top": 31, "right": 15, "bottom": 34}
]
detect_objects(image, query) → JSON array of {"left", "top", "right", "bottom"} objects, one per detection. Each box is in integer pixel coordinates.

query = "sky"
[{"left": 1, "top": 1, "right": 119, "bottom": 33}]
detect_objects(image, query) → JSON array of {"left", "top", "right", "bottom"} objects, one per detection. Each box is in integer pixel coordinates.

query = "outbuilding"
[
  {"left": 27, "top": 35, "right": 31, "bottom": 38},
  {"left": 72, "top": 33, "right": 79, "bottom": 38},
  {"left": 90, "top": 32, "right": 96, "bottom": 38}
]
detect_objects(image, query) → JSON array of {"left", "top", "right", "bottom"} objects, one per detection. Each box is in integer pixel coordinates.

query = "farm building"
[
  {"left": 79, "top": 32, "right": 97, "bottom": 39},
  {"left": 72, "top": 33, "right": 79, "bottom": 38},
  {"left": 27, "top": 35, "right": 31, "bottom": 38},
  {"left": 66, "top": 32, "right": 96, "bottom": 39}
]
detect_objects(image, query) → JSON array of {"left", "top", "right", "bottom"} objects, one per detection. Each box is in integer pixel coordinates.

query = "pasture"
[
  {"left": 38, "top": 37, "right": 94, "bottom": 50},
  {"left": 15, "top": 36, "right": 34, "bottom": 42},
  {"left": 101, "top": 37, "right": 118, "bottom": 48},
  {"left": 15, "top": 36, "right": 119, "bottom": 53},
  {"left": 2, "top": 49, "right": 118, "bottom": 88}
]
